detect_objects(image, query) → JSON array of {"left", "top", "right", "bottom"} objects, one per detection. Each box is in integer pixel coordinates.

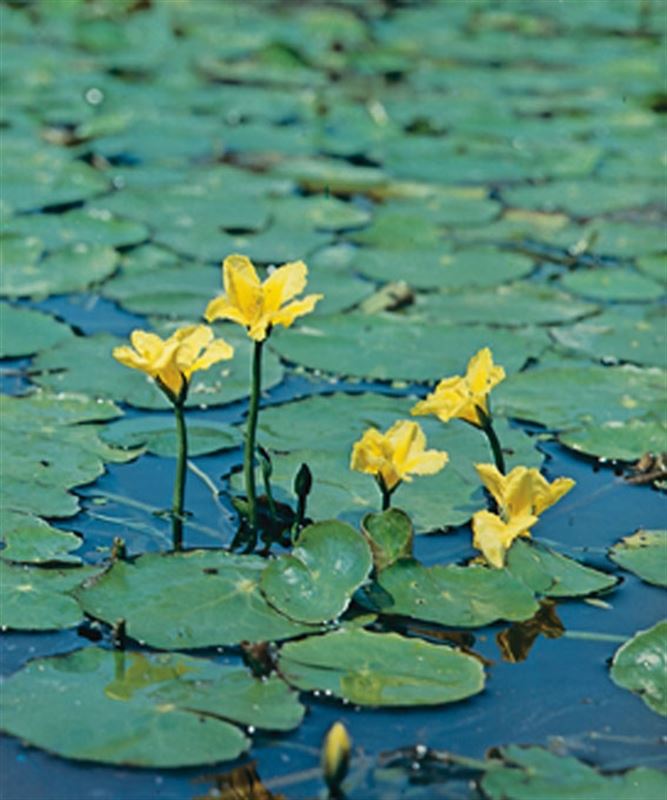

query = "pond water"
[{"left": 1, "top": 1, "right": 666, "bottom": 798}]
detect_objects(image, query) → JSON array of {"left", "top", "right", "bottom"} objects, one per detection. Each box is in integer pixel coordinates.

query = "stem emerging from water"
[
  {"left": 172, "top": 398, "right": 188, "bottom": 551},
  {"left": 244, "top": 340, "right": 263, "bottom": 544}
]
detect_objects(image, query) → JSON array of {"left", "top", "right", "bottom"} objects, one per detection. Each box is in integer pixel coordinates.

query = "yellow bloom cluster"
[
  {"left": 472, "top": 464, "right": 575, "bottom": 568},
  {"left": 350, "top": 420, "right": 448, "bottom": 493},
  {"left": 205, "top": 254, "right": 323, "bottom": 342},
  {"left": 412, "top": 347, "right": 505, "bottom": 427},
  {"left": 113, "top": 325, "right": 234, "bottom": 401}
]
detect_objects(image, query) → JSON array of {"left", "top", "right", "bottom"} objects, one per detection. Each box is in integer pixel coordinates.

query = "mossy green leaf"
[
  {"left": 610, "top": 621, "right": 667, "bottom": 716},
  {"left": 75, "top": 550, "right": 319, "bottom": 650},
  {"left": 361, "top": 509, "right": 414, "bottom": 572},
  {"left": 609, "top": 530, "right": 667, "bottom": 587},
  {"left": 278, "top": 628, "right": 485, "bottom": 707}
]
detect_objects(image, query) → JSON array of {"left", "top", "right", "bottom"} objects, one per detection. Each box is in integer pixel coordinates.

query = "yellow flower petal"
[
  {"left": 270, "top": 293, "right": 323, "bottom": 330},
  {"left": 204, "top": 296, "right": 251, "bottom": 326},
  {"left": 223, "top": 254, "right": 263, "bottom": 323},
  {"left": 472, "top": 510, "right": 537, "bottom": 568},
  {"left": 263, "top": 260, "right": 308, "bottom": 313}
]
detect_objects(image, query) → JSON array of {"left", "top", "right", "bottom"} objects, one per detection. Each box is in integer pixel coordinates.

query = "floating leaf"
[
  {"left": 0, "top": 648, "right": 279, "bottom": 767},
  {"left": 75, "top": 550, "right": 319, "bottom": 650},
  {"left": 278, "top": 628, "right": 485, "bottom": 706},
  {"left": 609, "top": 530, "right": 667, "bottom": 588},
  {"left": 101, "top": 415, "right": 242, "bottom": 457},
  {"left": 373, "top": 559, "right": 539, "bottom": 627},
  {"left": 506, "top": 539, "right": 617, "bottom": 598},
  {"left": 482, "top": 745, "right": 667, "bottom": 800},
  {"left": 0, "top": 303, "right": 73, "bottom": 358},
  {"left": 610, "top": 621, "right": 667, "bottom": 717},
  {"left": 559, "top": 268, "right": 664, "bottom": 303},
  {"left": 361, "top": 509, "right": 413, "bottom": 572},
  {"left": 260, "top": 521, "right": 372, "bottom": 624},
  {"left": 0, "top": 561, "right": 97, "bottom": 630},
  {"left": 0, "top": 509, "right": 81, "bottom": 564},
  {"left": 559, "top": 419, "right": 667, "bottom": 461}
]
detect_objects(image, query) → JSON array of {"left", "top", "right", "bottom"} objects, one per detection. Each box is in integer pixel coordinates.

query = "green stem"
[
  {"left": 172, "top": 399, "right": 187, "bottom": 551},
  {"left": 377, "top": 475, "right": 394, "bottom": 511},
  {"left": 477, "top": 407, "right": 506, "bottom": 474},
  {"left": 244, "top": 340, "right": 263, "bottom": 543}
]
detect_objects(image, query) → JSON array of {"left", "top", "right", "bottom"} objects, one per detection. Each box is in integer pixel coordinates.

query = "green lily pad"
[
  {"left": 495, "top": 362, "right": 664, "bottom": 430},
  {"left": 0, "top": 647, "right": 277, "bottom": 767},
  {"left": 0, "top": 303, "right": 73, "bottom": 357},
  {"left": 582, "top": 221, "right": 666, "bottom": 259},
  {"left": 0, "top": 561, "right": 97, "bottom": 630},
  {"left": 0, "top": 242, "right": 119, "bottom": 298},
  {"left": 273, "top": 157, "right": 388, "bottom": 195},
  {"left": 482, "top": 745, "right": 667, "bottom": 800},
  {"left": 100, "top": 415, "right": 242, "bottom": 457},
  {"left": 559, "top": 418, "right": 667, "bottom": 461},
  {"left": 559, "top": 268, "right": 664, "bottom": 302},
  {"left": 75, "top": 550, "right": 319, "bottom": 650},
  {"left": 260, "top": 521, "right": 373, "bottom": 624},
  {"left": 31, "top": 328, "right": 284, "bottom": 410},
  {"left": 5, "top": 207, "right": 149, "bottom": 250},
  {"left": 101, "top": 263, "right": 219, "bottom": 319},
  {"left": 550, "top": 305, "right": 666, "bottom": 367},
  {"left": 1, "top": 510, "right": 82, "bottom": 564},
  {"left": 610, "top": 621, "right": 667, "bottom": 716},
  {"left": 271, "top": 313, "right": 548, "bottom": 381},
  {"left": 373, "top": 559, "right": 539, "bottom": 627},
  {"left": 418, "top": 283, "right": 597, "bottom": 326},
  {"left": 506, "top": 539, "right": 618, "bottom": 598},
  {"left": 352, "top": 246, "right": 534, "bottom": 291},
  {"left": 361, "top": 509, "right": 414, "bottom": 572},
  {"left": 636, "top": 254, "right": 666, "bottom": 285},
  {"left": 609, "top": 530, "right": 667, "bottom": 588},
  {"left": 232, "top": 392, "right": 542, "bottom": 532},
  {"left": 0, "top": 392, "right": 133, "bottom": 518},
  {"left": 279, "top": 628, "right": 485, "bottom": 707}
]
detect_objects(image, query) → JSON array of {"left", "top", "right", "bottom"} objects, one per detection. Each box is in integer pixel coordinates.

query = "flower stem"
[
  {"left": 377, "top": 475, "right": 393, "bottom": 511},
  {"left": 172, "top": 399, "right": 188, "bottom": 551},
  {"left": 476, "top": 406, "right": 506, "bottom": 474},
  {"left": 244, "top": 340, "right": 263, "bottom": 544}
]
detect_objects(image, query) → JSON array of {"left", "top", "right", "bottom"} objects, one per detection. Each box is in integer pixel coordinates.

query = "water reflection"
[
  {"left": 496, "top": 601, "right": 564, "bottom": 663},
  {"left": 193, "top": 761, "right": 285, "bottom": 800}
]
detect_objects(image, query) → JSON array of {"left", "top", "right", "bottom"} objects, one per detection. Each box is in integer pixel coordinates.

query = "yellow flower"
[
  {"left": 472, "top": 464, "right": 575, "bottom": 567},
  {"left": 322, "top": 722, "right": 351, "bottom": 793},
  {"left": 472, "top": 510, "right": 538, "bottom": 569},
  {"left": 350, "top": 420, "right": 448, "bottom": 492},
  {"left": 475, "top": 464, "right": 575, "bottom": 520},
  {"left": 113, "top": 325, "right": 234, "bottom": 400},
  {"left": 204, "top": 254, "right": 323, "bottom": 342},
  {"left": 411, "top": 347, "right": 505, "bottom": 427}
]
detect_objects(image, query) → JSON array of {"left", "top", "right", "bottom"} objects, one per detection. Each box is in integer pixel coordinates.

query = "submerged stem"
[
  {"left": 244, "top": 340, "right": 263, "bottom": 545},
  {"left": 172, "top": 399, "right": 188, "bottom": 550}
]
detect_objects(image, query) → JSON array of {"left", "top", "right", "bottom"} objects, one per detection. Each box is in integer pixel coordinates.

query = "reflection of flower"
[
  {"left": 472, "top": 464, "right": 575, "bottom": 568},
  {"left": 113, "top": 325, "right": 234, "bottom": 400},
  {"left": 411, "top": 347, "right": 505, "bottom": 427},
  {"left": 351, "top": 420, "right": 448, "bottom": 493},
  {"left": 205, "top": 254, "right": 322, "bottom": 342},
  {"left": 476, "top": 464, "right": 575, "bottom": 519}
]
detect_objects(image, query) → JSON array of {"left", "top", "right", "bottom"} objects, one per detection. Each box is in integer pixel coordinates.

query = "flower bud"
[{"left": 321, "top": 721, "right": 351, "bottom": 794}]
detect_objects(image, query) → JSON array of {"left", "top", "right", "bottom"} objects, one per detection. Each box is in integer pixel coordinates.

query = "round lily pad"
[
  {"left": 482, "top": 745, "right": 667, "bottom": 800},
  {"left": 271, "top": 313, "right": 548, "bottom": 381},
  {"left": 0, "top": 303, "right": 73, "bottom": 358},
  {"left": 278, "top": 628, "right": 485, "bottom": 706},
  {"left": 0, "top": 509, "right": 82, "bottom": 564},
  {"left": 506, "top": 539, "right": 618, "bottom": 598},
  {"left": 550, "top": 305, "right": 666, "bottom": 367},
  {"left": 260, "top": 521, "right": 373, "bottom": 624},
  {"left": 609, "top": 530, "right": 667, "bottom": 588},
  {"left": 32, "top": 328, "right": 284, "bottom": 410},
  {"left": 0, "top": 561, "right": 98, "bottom": 630},
  {"left": 373, "top": 559, "right": 539, "bottom": 627},
  {"left": 75, "top": 550, "right": 319, "bottom": 650},
  {"left": 0, "top": 647, "right": 267, "bottom": 767},
  {"left": 1, "top": 243, "right": 119, "bottom": 298},
  {"left": 610, "top": 621, "right": 667, "bottom": 716},
  {"left": 559, "top": 419, "right": 667, "bottom": 461},
  {"left": 559, "top": 268, "right": 664, "bottom": 303},
  {"left": 101, "top": 415, "right": 242, "bottom": 457}
]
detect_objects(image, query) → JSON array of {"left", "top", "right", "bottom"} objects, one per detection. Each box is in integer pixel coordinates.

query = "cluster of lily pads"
[{"left": 1, "top": 0, "right": 665, "bottom": 795}]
